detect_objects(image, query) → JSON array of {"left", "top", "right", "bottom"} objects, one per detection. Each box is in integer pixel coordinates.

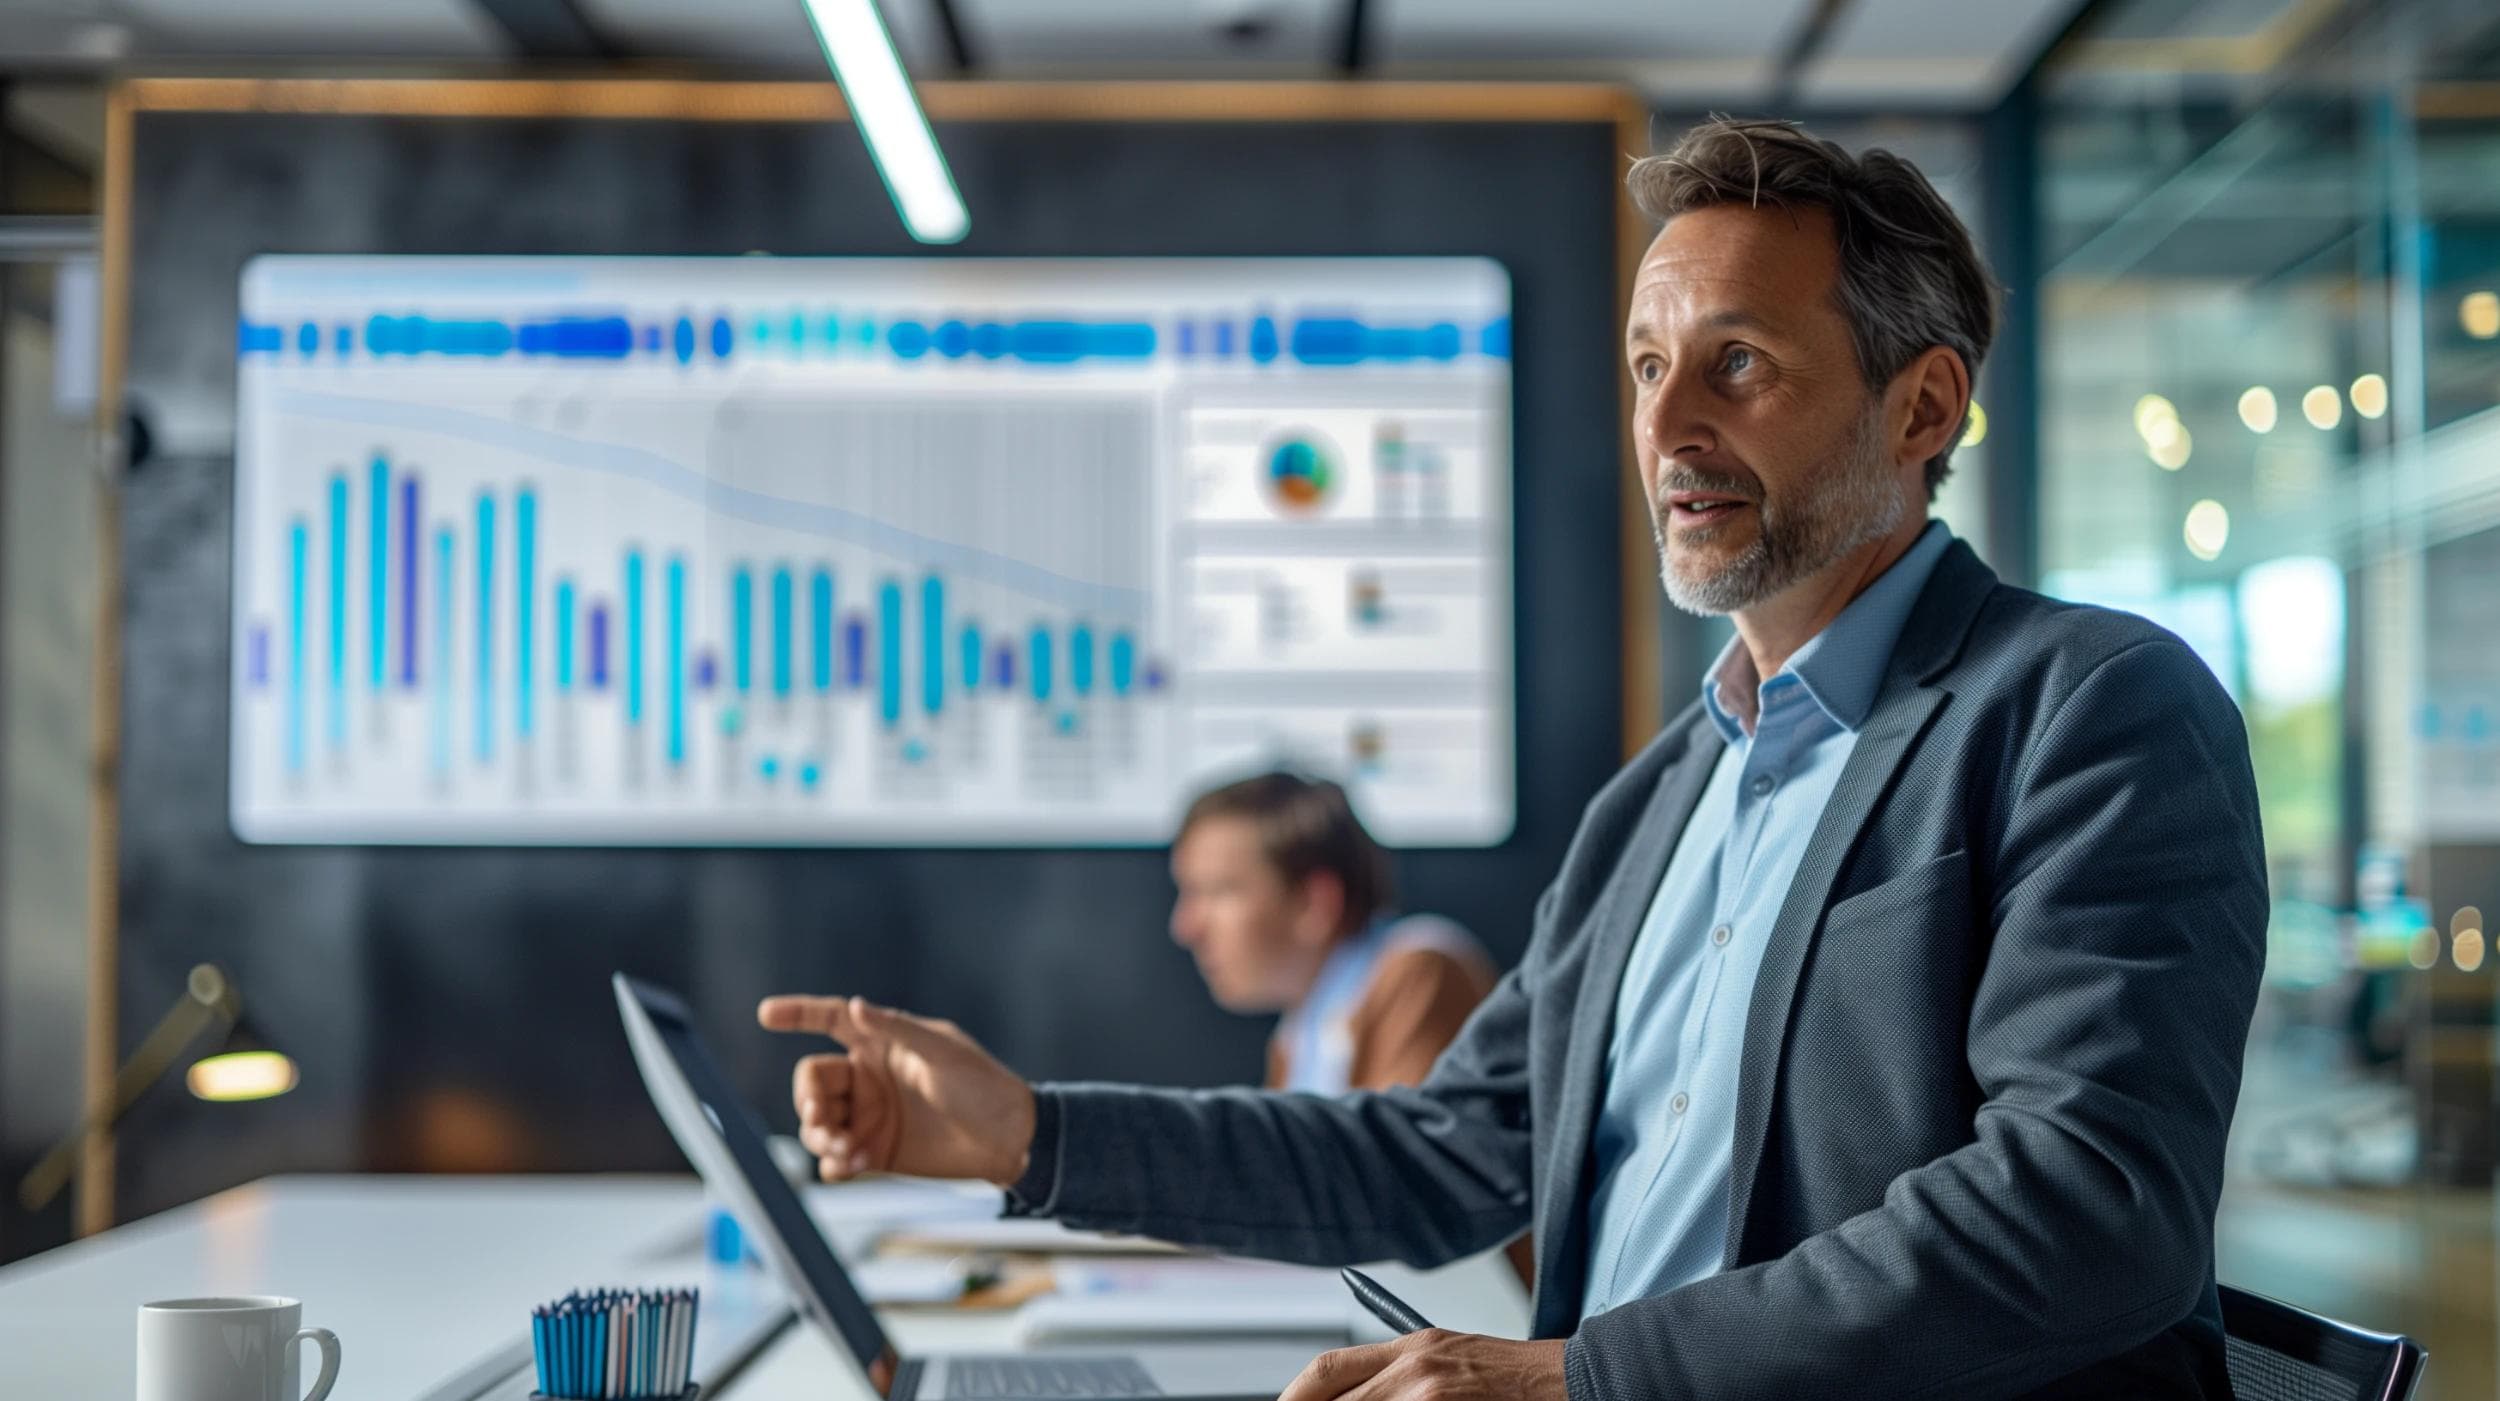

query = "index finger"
[
  {"left": 1276, "top": 1339, "right": 1401, "bottom": 1401},
  {"left": 758, "top": 994, "right": 853, "bottom": 1035}
]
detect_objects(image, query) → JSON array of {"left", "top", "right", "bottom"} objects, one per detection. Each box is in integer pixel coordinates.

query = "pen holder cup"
[{"left": 531, "top": 1391, "right": 697, "bottom": 1401}]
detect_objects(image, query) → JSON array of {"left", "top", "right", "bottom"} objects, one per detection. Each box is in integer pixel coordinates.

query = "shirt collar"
[{"left": 1701, "top": 520, "right": 1956, "bottom": 743}]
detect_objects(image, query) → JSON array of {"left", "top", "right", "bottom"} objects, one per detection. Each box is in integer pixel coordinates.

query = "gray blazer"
[{"left": 1009, "top": 540, "right": 2267, "bottom": 1400}]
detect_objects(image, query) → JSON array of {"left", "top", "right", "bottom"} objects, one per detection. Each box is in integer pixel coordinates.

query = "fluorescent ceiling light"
[{"left": 798, "top": 0, "right": 970, "bottom": 245}]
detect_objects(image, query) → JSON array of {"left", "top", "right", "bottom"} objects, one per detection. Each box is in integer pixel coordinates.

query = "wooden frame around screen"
[{"left": 85, "top": 77, "right": 1656, "bottom": 1235}]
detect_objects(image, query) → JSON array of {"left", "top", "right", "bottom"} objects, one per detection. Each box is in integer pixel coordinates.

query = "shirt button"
[
  {"left": 1750, "top": 773, "right": 1776, "bottom": 798},
  {"left": 1670, "top": 1093, "right": 1690, "bottom": 1115},
  {"left": 1711, "top": 924, "right": 1731, "bottom": 947}
]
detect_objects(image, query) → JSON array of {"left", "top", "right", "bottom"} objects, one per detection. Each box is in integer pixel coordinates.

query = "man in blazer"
[{"left": 758, "top": 117, "right": 2266, "bottom": 1400}]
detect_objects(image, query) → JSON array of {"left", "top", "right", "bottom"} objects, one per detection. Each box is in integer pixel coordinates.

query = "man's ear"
[
  {"left": 1295, "top": 869, "right": 1349, "bottom": 947},
  {"left": 1892, "top": 345, "right": 1972, "bottom": 475}
]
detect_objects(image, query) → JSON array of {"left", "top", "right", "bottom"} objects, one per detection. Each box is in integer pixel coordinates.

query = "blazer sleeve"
[
  {"left": 1001, "top": 894, "right": 1547, "bottom": 1269},
  {"left": 1564, "top": 637, "right": 2268, "bottom": 1400}
]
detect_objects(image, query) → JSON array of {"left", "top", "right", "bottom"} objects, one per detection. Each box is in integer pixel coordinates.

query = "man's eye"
[
  {"left": 1722, "top": 347, "right": 1755, "bottom": 374},
  {"left": 1635, "top": 358, "right": 1663, "bottom": 383}
]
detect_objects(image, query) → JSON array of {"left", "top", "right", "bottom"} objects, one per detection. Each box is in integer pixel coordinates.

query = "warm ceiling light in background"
[
  {"left": 187, "top": 1050, "right": 299, "bottom": 1103},
  {"left": 2456, "top": 904, "right": 2487, "bottom": 973},
  {"left": 2183, "top": 499, "right": 2230, "bottom": 560},
  {"left": 2147, "top": 419, "right": 2192, "bottom": 470},
  {"left": 2349, "top": 373, "right": 2389, "bottom": 420},
  {"left": 2300, "top": 385, "right": 2342, "bottom": 431},
  {"left": 2463, "top": 291, "right": 2500, "bottom": 340},
  {"left": 2236, "top": 386, "right": 2277, "bottom": 433},
  {"left": 799, "top": 0, "right": 970, "bottom": 244},
  {"left": 2133, "top": 393, "right": 2178, "bottom": 441},
  {"left": 1960, "top": 402, "right": 1988, "bottom": 448}
]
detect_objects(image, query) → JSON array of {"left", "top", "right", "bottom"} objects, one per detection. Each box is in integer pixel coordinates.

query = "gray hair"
[{"left": 1627, "top": 116, "right": 1999, "bottom": 500}]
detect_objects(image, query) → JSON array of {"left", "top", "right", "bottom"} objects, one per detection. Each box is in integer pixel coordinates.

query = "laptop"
[{"left": 613, "top": 973, "right": 1331, "bottom": 1400}]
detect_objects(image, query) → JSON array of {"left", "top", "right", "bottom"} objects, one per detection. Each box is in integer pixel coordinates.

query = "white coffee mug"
[{"left": 137, "top": 1295, "right": 340, "bottom": 1401}]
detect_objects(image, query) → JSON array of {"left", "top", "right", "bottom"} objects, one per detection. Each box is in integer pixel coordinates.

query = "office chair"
[{"left": 2221, "top": 1284, "right": 2426, "bottom": 1401}]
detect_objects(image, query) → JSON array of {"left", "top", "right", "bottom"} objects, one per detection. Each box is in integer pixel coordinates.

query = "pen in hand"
[{"left": 1340, "top": 1267, "right": 1435, "bottom": 1335}]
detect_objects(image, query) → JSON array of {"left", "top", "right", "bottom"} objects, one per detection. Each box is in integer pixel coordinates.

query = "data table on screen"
[{"left": 230, "top": 256, "right": 1514, "bottom": 846}]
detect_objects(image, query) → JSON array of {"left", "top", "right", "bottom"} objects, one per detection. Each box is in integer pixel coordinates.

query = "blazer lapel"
[
  {"left": 1720, "top": 541, "right": 1996, "bottom": 1264},
  {"left": 1533, "top": 708, "right": 1724, "bottom": 1332}
]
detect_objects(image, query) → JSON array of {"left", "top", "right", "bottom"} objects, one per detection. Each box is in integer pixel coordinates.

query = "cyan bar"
[
  {"left": 878, "top": 580, "right": 903, "bottom": 728},
  {"left": 1029, "top": 625, "right": 1053, "bottom": 703},
  {"left": 555, "top": 580, "right": 575, "bottom": 692},
  {"left": 960, "top": 622, "right": 981, "bottom": 692},
  {"left": 287, "top": 518, "right": 308, "bottom": 775},
  {"left": 474, "top": 491, "right": 495, "bottom": 763},
  {"left": 810, "top": 568, "right": 833, "bottom": 693},
  {"left": 731, "top": 565, "right": 754, "bottom": 694},
  {"left": 921, "top": 576, "right": 944, "bottom": 716},
  {"left": 667, "top": 557, "right": 686, "bottom": 765},
  {"left": 327, "top": 473, "right": 347, "bottom": 750},
  {"left": 432, "top": 528, "right": 452, "bottom": 776},
  {"left": 1110, "top": 632, "right": 1135, "bottom": 695},
  {"left": 771, "top": 566, "right": 793, "bottom": 698},
  {"left": 1070, "top": 622, "right": 1095, "bottom": 697},
  {"left": 516, "top": 487, "right": 536, "bottom": 740},
  {"left": 368, "top": 455, "right": 388, "bottom": 690},
  {"left": 398, "top": 474, "right": 419, "bottom": 689},
  {"left": 624, "top": 551, "right": 645, "bottom": 723}
]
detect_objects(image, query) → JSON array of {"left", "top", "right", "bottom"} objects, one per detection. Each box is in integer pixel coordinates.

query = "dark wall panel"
[{"left": 114, "top": 108, "right": 1628, "bottom": 1220}]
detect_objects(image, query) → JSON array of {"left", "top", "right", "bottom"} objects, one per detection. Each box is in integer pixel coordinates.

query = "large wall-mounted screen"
[{"left": 230, "top": 257, "right": 1513, "bottom": 846}]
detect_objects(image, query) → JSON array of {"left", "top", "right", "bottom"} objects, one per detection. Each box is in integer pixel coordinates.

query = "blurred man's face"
[
  {"left": 1169, "top": 817, "right": 1340, "bottom": 1013},
  {"left": 1627, "top": 203, "right": 1915, "bottom": 616}
]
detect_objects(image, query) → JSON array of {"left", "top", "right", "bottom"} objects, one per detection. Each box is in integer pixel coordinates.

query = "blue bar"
[
  {"left": 961, "top": 623, "right": 981, "bottom": 691},
  {"left": 474, "top": 491, "right": 495, "bottom": 762},
  {"left": 237, "top": 321, "right": 283, "bottom": 354},
  {"left": 555, "top": 580, "right": 575, "bottom": 692},
  {"left": 810, "top": 568, "right": 833, "bottom": 693},
  {"left": 287, "top": 519, "right": 308, "bottom": 774},
  {"left": 772, "top": 566, "right": 793, "bottom": 698},
  {"left": 326, "top": 474, "right": 347, "bottom": 750},
  {"left": 368, "top": 455, "right": 388, "bottom": 690},
  {"left": 432, "top": 528, "right": 452, "bottom": 777},
  {"left": 1070, "top": 622, "right": 1094, "bottom": 696},
  {"left": 732, "top": 565, "right": 753, "bottom": 694},
  {"left": 878, "top": 580, "right": 903, "bottom": 727},
  {"left": 921, "top": 576, "right": 944, "bottom": 716},
  {"left": 1029, "top": 626, "right": 1053, "bottom": 703},
  {"left": 516, "top": 487, "right": 536, "bottom": 740},
  {"left": 667, "top": 558, "right": 686, "bottom": 764},
  {"left": 1110, "top": 632, "right": 1135, "bottom": 695},
  {"left": 625, "top": 551, "right": 645, "bottom": 724},
  {"left": 513, "top": 315, "right": 634, "bottom": 358}
]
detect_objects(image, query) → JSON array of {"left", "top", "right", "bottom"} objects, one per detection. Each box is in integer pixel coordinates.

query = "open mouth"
[{"left": 1665, "top": 491, "right": 1753, "bottom": 526}]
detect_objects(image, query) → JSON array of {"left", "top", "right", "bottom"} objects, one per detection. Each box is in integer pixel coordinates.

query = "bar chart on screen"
[{"left": 230, "top": 257, "right": 1514, "bottom": 846}]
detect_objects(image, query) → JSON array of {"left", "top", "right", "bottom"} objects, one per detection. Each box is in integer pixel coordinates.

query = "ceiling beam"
[
  {"left": 928, "top": 0, "right": 978, "bottom": 75},
  {"left": 1768, "top": 0, "right": 1853, "bottom": 110},
  {"left": 1338, "top": 0, "right": 1374, "bottom": 76},
  {"left": 466, "top": 0, "right": 615, "bottom": 61}
]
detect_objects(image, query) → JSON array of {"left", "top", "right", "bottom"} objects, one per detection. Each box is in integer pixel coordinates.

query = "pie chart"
[{"left": 1265, "top": 434, "right": 1336, "bottom": 514}]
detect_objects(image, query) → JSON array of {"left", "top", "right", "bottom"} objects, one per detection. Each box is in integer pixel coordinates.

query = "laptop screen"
[{"left": 620, "top": 976, "right": 901, "bottom": 1391}]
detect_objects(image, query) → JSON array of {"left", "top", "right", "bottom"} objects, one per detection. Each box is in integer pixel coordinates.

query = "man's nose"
[{"left": 1637, "top": 364, "right": 1719, "bottom": 465}]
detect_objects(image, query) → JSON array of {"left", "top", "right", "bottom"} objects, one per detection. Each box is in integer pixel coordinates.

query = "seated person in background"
[{"left": 1169, "top": 771, "right": 1497, "bottom": 1095}]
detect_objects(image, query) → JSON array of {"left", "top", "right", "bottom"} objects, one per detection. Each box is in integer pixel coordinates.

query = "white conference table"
[{"left": 0, "top": 1174, "right": 1528, "bottom": 1399}]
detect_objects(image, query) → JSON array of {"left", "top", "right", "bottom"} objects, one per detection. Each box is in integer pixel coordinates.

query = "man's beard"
[{"left": 1653, "top": 406, "right": 1906, "bottom": 617}]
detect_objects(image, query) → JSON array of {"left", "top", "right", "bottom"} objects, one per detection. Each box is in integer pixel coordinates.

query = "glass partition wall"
[{"left": 2039, "top": 2, "right": 2500, "bottom": 1393}]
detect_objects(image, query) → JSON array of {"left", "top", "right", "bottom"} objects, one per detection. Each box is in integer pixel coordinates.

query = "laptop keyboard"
[{"left": 943, "top": 1356, "right": 1166, "bottom": 1398}]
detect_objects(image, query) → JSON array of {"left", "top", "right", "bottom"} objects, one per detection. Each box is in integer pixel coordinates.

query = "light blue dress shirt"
[{"left": 1581, "top": 521, "right": 1955, "bottom": 1318}]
